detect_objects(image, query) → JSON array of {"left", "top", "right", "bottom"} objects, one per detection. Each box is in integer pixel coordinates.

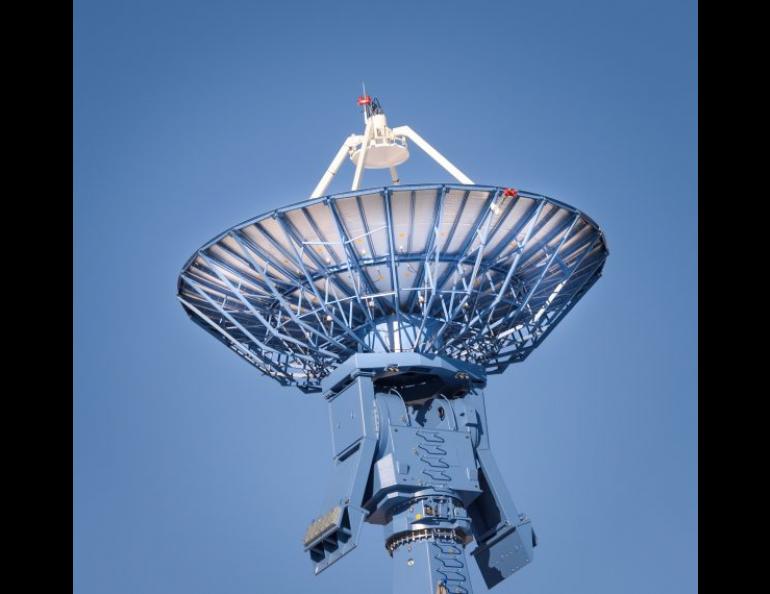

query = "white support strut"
[
  {"left": 310, "top": 134, "right": 361, "bottom": 199},
  {"left": 351, "top": 119, "right": 373, "bottom": 191},
  {"left": 392, "top": 125, "right": 474, "bottom": 185}
]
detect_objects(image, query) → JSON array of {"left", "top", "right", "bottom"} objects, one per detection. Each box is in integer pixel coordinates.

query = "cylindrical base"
[
  {"left": 392, "top": 534, "right": 473, "bottom": 594},
  {"left": 386, "top": 494, "right": 474, "bottom": 594}
]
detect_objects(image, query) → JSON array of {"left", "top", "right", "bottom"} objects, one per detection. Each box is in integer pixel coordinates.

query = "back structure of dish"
[{"left": 177, "top": 183, "right": 608, "bottom": 392}]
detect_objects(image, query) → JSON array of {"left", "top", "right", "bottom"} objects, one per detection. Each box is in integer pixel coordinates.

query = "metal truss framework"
[{"left": 177, "top": 183, "right": 608, "bottom": 392}]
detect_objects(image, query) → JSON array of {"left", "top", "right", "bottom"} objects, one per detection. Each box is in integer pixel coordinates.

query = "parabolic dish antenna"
[{"left": 178, "top": 91, "right": 608, "bottom": 594}]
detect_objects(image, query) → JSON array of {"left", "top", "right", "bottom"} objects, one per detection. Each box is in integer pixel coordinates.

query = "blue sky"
[{"left": 74, "top": 1, "right": 697, "bottom": 593}]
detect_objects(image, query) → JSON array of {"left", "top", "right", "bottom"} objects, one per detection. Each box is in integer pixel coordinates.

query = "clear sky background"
[{"left": 74, "top": 1, "right": 697, "bottom": 593}]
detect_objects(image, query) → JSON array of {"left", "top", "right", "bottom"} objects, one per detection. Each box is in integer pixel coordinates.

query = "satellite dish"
[{"left": 177, "top": 91, "right": 608, "bottom": 594}]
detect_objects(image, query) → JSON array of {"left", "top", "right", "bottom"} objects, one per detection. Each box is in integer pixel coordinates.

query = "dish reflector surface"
[{"left": 177, "top": 184, "right": 608, "bottom": 392}]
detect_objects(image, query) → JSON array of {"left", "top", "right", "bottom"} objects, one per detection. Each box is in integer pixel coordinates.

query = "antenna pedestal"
[{"left": 303, "top": 353, "right": 536, "bottom": 593}]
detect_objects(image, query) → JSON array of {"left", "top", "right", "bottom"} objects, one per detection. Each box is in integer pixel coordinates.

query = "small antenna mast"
[{"left": 361, "top": 81, "right": 368, "bottom": 122}]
